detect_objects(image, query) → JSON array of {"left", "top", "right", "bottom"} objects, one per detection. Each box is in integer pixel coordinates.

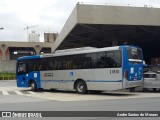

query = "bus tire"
[
  {"left": 31, "top": 81, "right": 37, "bottom": 91},
  {"left": 75, "top": 80, "right": 87, "bottom": 94}
]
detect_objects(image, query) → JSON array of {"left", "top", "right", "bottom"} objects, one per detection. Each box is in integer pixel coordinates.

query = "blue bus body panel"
[
  {"left": 16, "top": 71, "right": 41, "bottom": 88},
  {"left": 120, "top": 46, "right": 143, "bottom": 82},
  {"left": 16, "top": 55, "right": 41, "bottom": 88},
  {"left": 16, "top": 74, "right": 28, "bottom": 87}
]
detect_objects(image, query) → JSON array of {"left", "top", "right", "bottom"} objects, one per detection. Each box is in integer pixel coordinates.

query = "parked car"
[{"left": 143, "top": 71, "right": 160, "bottom": 92}]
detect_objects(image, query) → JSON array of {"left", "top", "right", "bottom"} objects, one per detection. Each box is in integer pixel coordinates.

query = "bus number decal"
[{"left": 110, "top": 70, "right": 119, "bottom": 74}]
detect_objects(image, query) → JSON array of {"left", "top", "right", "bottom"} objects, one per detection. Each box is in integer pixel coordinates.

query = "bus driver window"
[{"left": 18, "top": 64, "right": 26, "bottom": 73}]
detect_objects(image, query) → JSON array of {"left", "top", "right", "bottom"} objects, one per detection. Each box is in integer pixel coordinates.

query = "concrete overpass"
[
  {"left": 53, "top": 3, "right": 160, "bottom": 64},
  {"left": 0, "top": 41, "right": 53, "bottom": 60},
  {"left": 0, "top": 32, "right": 58, "bottom": 72},
  {"left": 0, "top": 41, "right": 53, "bottom": 72}
]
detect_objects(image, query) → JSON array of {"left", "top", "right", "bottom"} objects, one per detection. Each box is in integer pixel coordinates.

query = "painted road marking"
[
  {"left": 0, "top": 91, "right": 37, "bottom": 95},
  {"left": 2, "top": 91, "right": 9, "bottom": 95},
  {"left": 14, "top": 90, "right": 24, "bottom": 95},
  {"left": 27, "top": 91, "right": 37, "bottom": 95}
]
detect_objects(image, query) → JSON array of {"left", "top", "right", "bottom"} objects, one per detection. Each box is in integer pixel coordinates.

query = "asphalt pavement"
[{"left": 1, "top": 80, "right": 160, "bottom": 120}]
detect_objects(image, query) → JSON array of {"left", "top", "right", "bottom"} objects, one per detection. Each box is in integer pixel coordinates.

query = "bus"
[{"left": 16, "top": 45, "right": 143, "bottom": 94}]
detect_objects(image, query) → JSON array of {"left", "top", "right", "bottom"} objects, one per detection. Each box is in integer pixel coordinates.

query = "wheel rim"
[{"left": 77, "top": 83, "right": 84, "bottom": 92}]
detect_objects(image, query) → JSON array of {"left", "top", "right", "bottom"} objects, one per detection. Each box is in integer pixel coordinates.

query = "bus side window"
[
  {"left": 90, "top": 53, "right": 97, "bottom": 68},
  {"left": 97, "top": 52, "right": 106, "bottom": 68},
  {"left": 79, "top": 55, "right": 85, "bottom": 69},
  {"left": 62, "top": 56, "right": 71, "bottom": 69},
  {"left": 83, "top": 57, "right": 92, "bottom": 69},
  {"left": 43, "top": 58, "right": 49, "bottom": 70},
  {"left": 107, "top": 50, "right": 122, "bottom": 67},
  {"left": 48, "top": 59, "right": 54, "bottom": 70},
  {"left": 54, "top": 61, "right": 58, "bottom": 70},
  {"left": 38, "top": 59, "right": 44, "bottom": 70},
  {"left": 27, "top": 59, "right": 38, "bottom": 72},
  {"left": 75, "top": 55, "right": 83, "bottom": 69},
  {"left": 33, "top": 63, "right": 37, "bottom": 71},
  {"left": 57, "top": 60, "right": 62, "bottom": 70},
  {"left": 105, "top": 57, "right": 115, "bottom": 68},
  {"left": 54, "top": 57, "right": 62, "bottom": 70}
]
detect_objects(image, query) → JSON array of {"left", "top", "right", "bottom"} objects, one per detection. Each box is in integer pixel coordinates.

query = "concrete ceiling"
[
  {"left": 58, "top": 24, "right": 160, "bottom": 48},
  {"left": 53, "top": 4, "right": 160, "bottom": 64}
]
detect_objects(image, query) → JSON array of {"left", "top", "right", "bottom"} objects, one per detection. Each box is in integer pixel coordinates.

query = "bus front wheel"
[
  {"left": 75, "top": 80, "right": 87, "bottom": 94},
  {"left": 31, "top": 81, "right": 37, "bottom": 91}
]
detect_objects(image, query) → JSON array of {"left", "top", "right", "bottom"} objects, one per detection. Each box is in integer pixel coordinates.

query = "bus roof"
[
  {"left": 17, "top": 55, "right": 40, "bottom": 60},
  {"left": 17, "top": 45, "right": 140, "bottom": 60},
  {"left": 52, "top": 46, "right": 120, "bottom": 56}
]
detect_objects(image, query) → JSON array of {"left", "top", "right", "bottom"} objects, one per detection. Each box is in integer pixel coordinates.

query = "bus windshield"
[
  {"left": 17, "top": 60, "right": 26, "bottom": 74},
  {"left": 127, "top": 47, "right": 142, "bottom": 63}
]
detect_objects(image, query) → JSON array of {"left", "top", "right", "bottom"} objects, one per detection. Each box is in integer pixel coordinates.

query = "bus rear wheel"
[
  {"left": 75, "top": 81, "right": 87, "bottom": 94},
  {"left": 31, "top": 81, "right": 37, "bottom": 91}
]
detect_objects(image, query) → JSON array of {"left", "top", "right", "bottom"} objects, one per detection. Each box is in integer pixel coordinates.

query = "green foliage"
[{"left": 0, "top": 73, "right": 16, "bottom": 80}]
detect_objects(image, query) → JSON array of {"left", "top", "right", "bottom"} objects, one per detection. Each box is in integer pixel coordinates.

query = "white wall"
[{"left": 0, "top": 60, "right": 16, "bottom": 73}]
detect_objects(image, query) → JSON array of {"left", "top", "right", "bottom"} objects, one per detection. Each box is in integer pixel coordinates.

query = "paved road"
[{"left": 1, "top": 80, "right": 160, "bottom": 120}]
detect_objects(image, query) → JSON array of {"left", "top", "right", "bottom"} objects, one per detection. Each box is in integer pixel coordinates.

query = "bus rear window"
[{"left": 127, "top": 47, "right": 142, "bottom": 63}]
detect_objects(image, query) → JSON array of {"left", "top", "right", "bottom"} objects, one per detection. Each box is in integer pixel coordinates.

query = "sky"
[{"left": 0, "top": 0, "right": 160, "bottom": 42}]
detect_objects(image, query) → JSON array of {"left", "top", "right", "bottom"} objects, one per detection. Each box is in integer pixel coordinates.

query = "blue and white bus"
[{"left": 16, "top": 45, "right": 143, "bottom": 94}]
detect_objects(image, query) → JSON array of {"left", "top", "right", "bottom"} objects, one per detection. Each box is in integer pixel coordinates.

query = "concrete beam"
[
  {"left": 34, "top": 47, "right": 42, "bottom": 55},
  {"left": 77, "top": 4, "right": 160, "bottom": 25},
  {"left": 0, "top": 41, "right": 53, "bottom": 48},
  {"left": 0, "top": 41, "right": 54, "bottom": 60},
  {"left": 53, "top": 4, "right": 160, "bottom": 51}
]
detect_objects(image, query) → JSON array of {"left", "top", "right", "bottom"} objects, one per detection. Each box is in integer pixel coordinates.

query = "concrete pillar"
[
  {"left": 5, "top": 48, "right": 10, "bottom": 60},
  {"left": 34, "top": 46, "right": 42, "bottom": 55},
  {"left": 0, "top": 46, "right": 9, "bottom": 60},
  {"left": 51, "top": 47, "right": 54, "bottom": 53}
]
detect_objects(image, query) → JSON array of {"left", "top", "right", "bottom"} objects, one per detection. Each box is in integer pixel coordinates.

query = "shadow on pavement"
[{"left": 22, "top": 89, "right": 136, "bottom": 97}]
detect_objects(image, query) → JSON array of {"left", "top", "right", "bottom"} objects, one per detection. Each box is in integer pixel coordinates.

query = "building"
[
  {"left": 28, "top": 31, "right": 40, "bottom": 42},
  {"left": 0, "top": 33, "right": 57, "bottom": 72}
]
